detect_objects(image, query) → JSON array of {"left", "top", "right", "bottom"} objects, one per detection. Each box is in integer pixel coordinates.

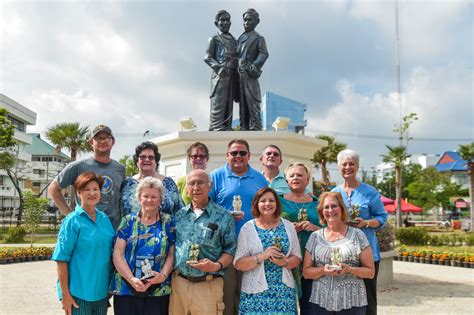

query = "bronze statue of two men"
[{"left": 205, "top": 9, "right": 269, "bottom": 131}]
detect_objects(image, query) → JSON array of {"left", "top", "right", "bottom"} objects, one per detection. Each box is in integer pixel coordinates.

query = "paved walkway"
[{"left": 0, "top": 260, "right": 473, "bottom": 314}]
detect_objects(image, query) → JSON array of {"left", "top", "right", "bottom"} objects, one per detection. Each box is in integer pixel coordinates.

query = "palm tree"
[
  {"left": 458, "top": 143, "right": 474, "bottom": 231},
  {"left": 312, "top": 135, "right": 347, "bottom": 192},
  {"left": 382, "top": 145, "right": 410, "bottom": 228},
  {"left": 46, "top": 122, "right": 92, "bottom": 161}
]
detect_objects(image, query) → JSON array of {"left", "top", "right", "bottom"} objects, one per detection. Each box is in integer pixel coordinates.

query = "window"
[
  {"left": 0, "top": 176, "right": 4, "bottom": 185},
  {"left": 41, "top": 157, "right": 53, "bottom": 162},
  {"left": 7, "top": 115, "right": 25, "bottom": 132},
  {"left": 32, "top": 182, "right": 41, "bottom": 187},
  {"left": 32, "top": 157, "right": 41, "bottom": 161}
]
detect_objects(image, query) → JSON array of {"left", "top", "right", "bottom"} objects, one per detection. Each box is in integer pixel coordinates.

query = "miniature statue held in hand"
[
  {"left": 232, "top": 195, "right": 243, "bottom": 216},
  {"left": 187, "top": 244, "right": 200, "bottom": 264},
  {"left": 140, "top": 258, "right": 154, "bottom": 280},
  {"left": 273, "top": 236, "right": 284, "bottom": 259},
  {"left": 298, "top": 208, "right": 308, "bottom": 222},
  {"left": 329, "top": 247, "right": 342, "bottom": 270},
  {"left": 349, "top": 204, "right": 360, "bottom": 225}
]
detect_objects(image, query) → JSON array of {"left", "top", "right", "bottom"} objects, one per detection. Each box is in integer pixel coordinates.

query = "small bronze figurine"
[{"left": 187, "top": 244, "right": 200, "bottom": 264}]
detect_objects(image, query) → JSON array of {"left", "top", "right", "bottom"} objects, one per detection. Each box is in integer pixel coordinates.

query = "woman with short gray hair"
[
  {"left": 111, "top": 176, "right": 175, "bottom": 315},
  {"left": 331, "top": 149, "right": 388, "bottom": 315}
]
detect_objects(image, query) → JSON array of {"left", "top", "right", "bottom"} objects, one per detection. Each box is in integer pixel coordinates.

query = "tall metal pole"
[{"left": 395, "top": 0, "right": 403, "bottom": 228}]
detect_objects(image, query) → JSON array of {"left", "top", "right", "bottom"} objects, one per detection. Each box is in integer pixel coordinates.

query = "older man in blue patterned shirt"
[{"left": 170, "top": 169, "right": 236, "bottom": 315}]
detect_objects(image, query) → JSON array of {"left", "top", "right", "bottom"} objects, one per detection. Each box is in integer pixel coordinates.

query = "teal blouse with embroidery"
[{"left": 109, "top": 212, "right": 175, "bottom": 296}]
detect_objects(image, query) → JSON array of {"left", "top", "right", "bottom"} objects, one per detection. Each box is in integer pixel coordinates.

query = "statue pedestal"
[{"left": 151, "top": 131, "right": 327, "bottom": 180}]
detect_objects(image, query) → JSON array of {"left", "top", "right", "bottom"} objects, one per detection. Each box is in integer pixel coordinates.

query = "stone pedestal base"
[
  {"left": 377, "top": 250, "right": 396, "bottom": 289},
  {"left": 150, "top": 131, "right": 327, "bottom": 180}
]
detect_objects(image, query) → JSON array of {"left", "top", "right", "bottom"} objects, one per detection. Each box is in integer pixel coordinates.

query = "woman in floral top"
[
  {"left": 121, "top": 142, "right": 183, "bottom": 216},
  {"left": 111, "top": 177, "right": 175, "bottom": 315}
]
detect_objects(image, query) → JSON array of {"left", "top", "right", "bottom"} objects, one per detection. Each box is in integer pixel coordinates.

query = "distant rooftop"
[
  {"left": 25, "top": 133, "right": 69, "bottom": 159},
  {"left": 435, "top": 151, "right": 467, "bottom": 172}
]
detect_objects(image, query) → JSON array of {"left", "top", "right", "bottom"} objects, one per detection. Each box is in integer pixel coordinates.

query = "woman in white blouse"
[
  {"left": 303, "top": 192, "right": 375, "bottom": 314},
  {"left": 234, "top": 187, "right": 302, "bottom": 314}
]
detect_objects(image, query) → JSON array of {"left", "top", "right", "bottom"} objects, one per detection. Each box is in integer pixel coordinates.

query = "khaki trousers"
[{"left": 170, "top": 274, "right": 225, "bottom": 315}]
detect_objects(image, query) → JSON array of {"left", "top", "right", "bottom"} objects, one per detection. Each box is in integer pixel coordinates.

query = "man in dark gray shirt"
[{"left": 48, "top": 125, "right": 125, "bottom": 229}]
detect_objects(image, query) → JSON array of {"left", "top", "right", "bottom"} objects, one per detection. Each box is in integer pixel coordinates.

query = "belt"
[{"left": 177, "top": 273, "right": 222, "bottom": 283}]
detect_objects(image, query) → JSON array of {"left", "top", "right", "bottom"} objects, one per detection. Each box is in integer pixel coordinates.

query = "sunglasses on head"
[{"left": 228, "top": 151, "right": 248, "bottom": 157}]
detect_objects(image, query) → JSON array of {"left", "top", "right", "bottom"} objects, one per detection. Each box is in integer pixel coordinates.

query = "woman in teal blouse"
[
  {"left": 52, "top": 172, "right": 115, "bottom": 315},
  {"left": 279, "top": 162, "right": 322, "bottom": 315}
]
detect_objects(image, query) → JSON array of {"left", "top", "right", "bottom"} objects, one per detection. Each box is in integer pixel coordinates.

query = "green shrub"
[
  {"left": 376, "top": 223, "right": 395, "bottom": 252},
  {"left": 4, "top": 226, "right": 26, "bottom": 243},
  {"left": 466, "top": 233, "right": 474, "bottom": 246},
  {"left": 395, "top": 227, "right": 429, "bottom": 245},
  {"left": 429, "top": 235, "right": 440, "bottom": 246}
]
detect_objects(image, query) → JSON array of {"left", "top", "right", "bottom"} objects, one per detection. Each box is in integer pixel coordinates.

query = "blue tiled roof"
[{"left": 435, "top": 151, "right": 468, "bottom": 172}]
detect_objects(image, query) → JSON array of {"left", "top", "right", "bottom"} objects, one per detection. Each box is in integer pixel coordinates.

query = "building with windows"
[
  {"left": 0, "top": 94, "right": 36, "bottom": 210},
  {"left": 435, "top": 151, "right": 469, "bottom": 189},
  {"left": 376, "top": 153, "right": 440, "bottom": 183},
  {"left": 261, "top": 92, "right": 307, "bottom": 133},
  {"left": 25, "top": 134, "right": 69, "bottom": 204}
]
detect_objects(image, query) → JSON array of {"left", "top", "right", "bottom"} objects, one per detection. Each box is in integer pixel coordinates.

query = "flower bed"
[
  {"left": 0, "top": 247, "right": 54, "bottom": 264},
  {"left": 395, "top": 247, "right": 473, "bottom": 268}
]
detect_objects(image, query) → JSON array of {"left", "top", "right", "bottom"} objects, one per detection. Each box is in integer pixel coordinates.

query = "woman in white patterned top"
[{"left": 303, "top": 192, "right": 374, "bottom": 314}]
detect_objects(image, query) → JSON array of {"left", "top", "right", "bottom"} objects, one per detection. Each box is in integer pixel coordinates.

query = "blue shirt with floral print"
[{"left": 174, "top": 200, "right": 236, "bottom": 278}]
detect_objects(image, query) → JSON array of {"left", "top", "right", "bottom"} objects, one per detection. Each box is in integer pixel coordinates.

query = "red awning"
[
  {"left": 381, "top": 195, "right": 394, "bottom": 205},
  {"left": 384, "top": 199, "right": 423, "bottom": 213}
]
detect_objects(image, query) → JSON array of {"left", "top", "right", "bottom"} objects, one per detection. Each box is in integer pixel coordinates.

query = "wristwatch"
[
  {"left": 365, "top": 220, "right": 370, "bottom": 228},
  {"left": 255, "top": 255, "right": 261, "bottom": 265}
]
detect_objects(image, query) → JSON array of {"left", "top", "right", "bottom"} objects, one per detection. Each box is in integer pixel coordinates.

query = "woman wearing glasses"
[
  {"left": 331, "top": 149, "right": 388, "bottom": 315},
  {"left": 122, "top": 142, "right": 183, "bottom": 216},
  {"left": 279, "top": 162, "right": 322, "bottom": 314},
  {"left": 303, "top": 192, "right": 374, "bottom": 314},
  {"left": 176, "top": 142, "right": 209, "bottom": 205}
]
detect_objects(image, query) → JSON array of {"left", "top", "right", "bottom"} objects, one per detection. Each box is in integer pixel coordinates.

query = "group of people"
[{"left": 50, "top": 124, "right": 388, "bottom": 315}]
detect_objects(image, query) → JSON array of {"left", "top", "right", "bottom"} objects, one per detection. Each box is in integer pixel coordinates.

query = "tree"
[
  {"left": 376, "top": 163, "right": 422, "bottom": 200},
  {"left": 312, "top": 135, "right": 347, "bottom": 191},
  {"left": 23, "top": 190, "right": 48, "bottom": 247},
  {"left": 0, "top": 108, "right": 27, "bottom": 224},
  {"left": 458, "top": 142, "right": 474, "bottom": 231},
  {"left": 406, "top": 167, "right": 464, "bottom": 211},
  {"left": 382, "top": 112, "right": 418, "bottom": 228},
  {"left": 119, "top": 155, "right": 138, "bottom": 176},
  {"left": 45, "top": 122, "right": 92, "bottom": 161}
]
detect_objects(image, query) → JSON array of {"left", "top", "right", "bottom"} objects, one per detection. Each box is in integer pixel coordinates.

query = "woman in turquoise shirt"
[
  {"left": 52, "top": 172, "right": 115, "bottom": 315},
  {"left": 279, "top": 162, "right": 322, "bottom": 315}
]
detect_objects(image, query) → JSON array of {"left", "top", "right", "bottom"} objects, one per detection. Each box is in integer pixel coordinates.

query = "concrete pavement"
[{"left": 0, "top": 260, "right": 473, "bottom": 314}]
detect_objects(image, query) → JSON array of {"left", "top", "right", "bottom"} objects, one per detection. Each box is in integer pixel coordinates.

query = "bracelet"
[
  {"left": 365, "top": 220, "right": 370, "bottom": 228},
  {"left": 255, "top": 255, "right": 261, "bottom": 265},
  {"left": 216, "top": 261, "right": 224, "bottom": 271},
  {"left": 283, "top": 260, "right": 289, "bottom": 268},
  {"left": 159, "top": 271, "right": 167, "bottom": 279}
]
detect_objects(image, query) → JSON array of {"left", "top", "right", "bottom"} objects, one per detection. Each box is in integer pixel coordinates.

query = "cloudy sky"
[{"left": 1, "top": 0, "right": 472, "bottom": 181}]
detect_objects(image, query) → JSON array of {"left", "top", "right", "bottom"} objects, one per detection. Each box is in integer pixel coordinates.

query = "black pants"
[
  {"left": 363, "top": 260, "right": 380, "bottom": 315},
  {"left": 113, "top": 295, "right": 169, "bottom": 315},
  {"left": 300, "top": 277, "right": 313, "bottom": 315}
]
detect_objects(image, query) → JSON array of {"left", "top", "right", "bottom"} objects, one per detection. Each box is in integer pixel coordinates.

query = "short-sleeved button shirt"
[
  {"left": 52, "top": 205, "right": 115, "bottom": 302},
  {"left": 210, "top": 164, "right": 268, "bottom": 233},
  {"left": 174, "top": 200, "right": 236, "bottom": 278}
]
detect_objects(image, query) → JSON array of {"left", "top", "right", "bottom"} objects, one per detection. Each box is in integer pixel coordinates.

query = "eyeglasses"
[
  {"left": 93, "top": 136, "right": 112, "bottom": 142},
  {"left": 138, "top": 155, "right": 155, "bottom": 161},
  {"left": 190, "top": 155, "right": 207, "bottom": 160},
  {"left": 228, "top": 151, "right": 248, "bottom": 157},
  {"left": 187, "top": 180, "right": 207, "bottom": 187},
  {"left": 265, "top": 151, "right": 280, "bottom": 157}
]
